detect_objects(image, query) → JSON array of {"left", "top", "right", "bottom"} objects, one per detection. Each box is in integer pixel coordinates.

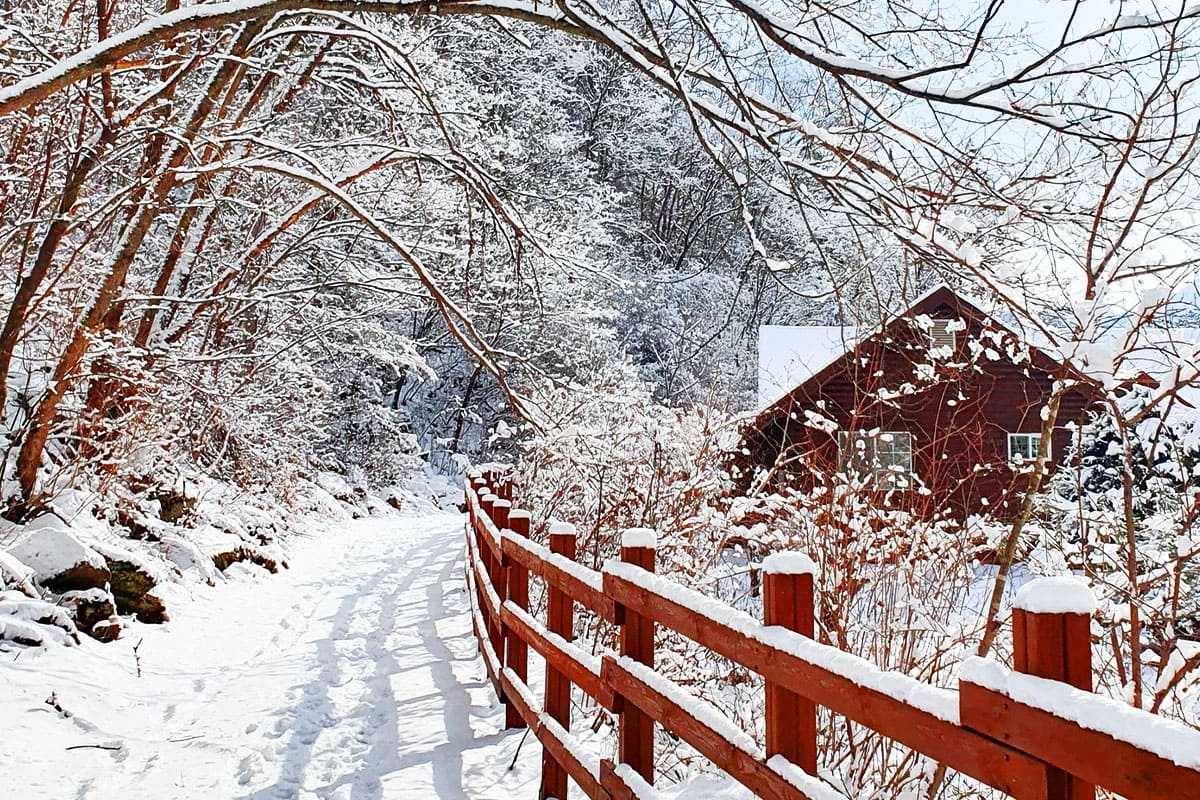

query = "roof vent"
[{"left": 929, "top": 319, "right": 956, "bottom": 354}]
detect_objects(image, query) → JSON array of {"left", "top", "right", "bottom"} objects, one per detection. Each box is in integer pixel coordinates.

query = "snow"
[
  {"left": 615, "top": 651, "right": 847, "bottom": 799},
  {"left": 622, "top": 527, "right": 658, "bottom": 549},
  {"left": 499, "top": 663, "right": 603, "bottom": 782},
  {"left": 466, "top": 486, "right": 504, "bottom": 549},
  {"left": 158, "top": 534, "right": 218, "bottom": 581},
  {"left": 767, "top": 756, "right": 851, "bottom": 800},
  {"left": 757, "top": 325, "right": 858, "bottom": 408},
  {"left": 613, "top": 762, "right": 662, "bottom": 799},
  {"left": 0, "top": 511, "right": 546, "bottom": 798},
  {"left": 6, "top": 516, "right": 107, "bottom": 578},
  {"left": 0, "top": 614, "right": 75, "bottom": 647},
  {"left": 505, "top": 600, "right": 601, "bottom": 676},
  {"left": 0, "top": 595, "right": 79, "bottom": 646},
  {"left": 0, "top": 549, "right": 37, "bottom": 595},
  {"left": 506, "top": 533, "right": 604, "bottom": 593},
  {"left": 761, "top": 552, "right": 819, "bottom": 576},
  {"left": 960, "top": 657, "right": 1200, "bottom": 769},
  {"left": 0, "top": 0, "right": 571, "bottom": 118},
  {"left": 548, "top": 520, "right": 576, "bottom": 536},
  {"left": 1012, "top": 576, "right": 1096, "bottom": 615}
]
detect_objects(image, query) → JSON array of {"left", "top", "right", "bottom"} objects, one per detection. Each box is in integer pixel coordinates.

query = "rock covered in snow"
[
  {"left": 0, "top": 550, "right": 38, "bottom": 596},
  {"left": 0, "top": 591, "right": 81, "bottom": 647},
  {"left": 159, "top": 535, "right": 217, "bottom": 582},
  {"left": 6, "top": 516, "right": 109, "bottom": 592}
]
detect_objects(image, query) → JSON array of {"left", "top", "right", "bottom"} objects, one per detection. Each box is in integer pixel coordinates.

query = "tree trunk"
[{"left": 11, "top": 22, "right": 266, "bottom": 509}]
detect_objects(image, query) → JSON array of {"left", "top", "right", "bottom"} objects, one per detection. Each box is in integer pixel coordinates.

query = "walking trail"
[{"left": 0, "top": 511, "right": 542, "bottom": 799}]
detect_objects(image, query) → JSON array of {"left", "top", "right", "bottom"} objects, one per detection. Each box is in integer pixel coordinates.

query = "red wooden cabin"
[{"left": 737, "top": 286, "right": 1094, "bottom": 520}]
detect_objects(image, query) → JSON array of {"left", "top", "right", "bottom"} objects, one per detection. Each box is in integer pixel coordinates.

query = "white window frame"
[
  {"left": 1008, "top": 432, "right": 1044, "bottom": 462},
  {"left": 837, "top": 430, "right": 914, "bottom": 489}
]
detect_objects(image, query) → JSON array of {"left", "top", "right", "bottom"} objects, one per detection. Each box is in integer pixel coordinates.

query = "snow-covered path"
[{"left": 1, "top": 512, "right": 540, "bottom": 799}]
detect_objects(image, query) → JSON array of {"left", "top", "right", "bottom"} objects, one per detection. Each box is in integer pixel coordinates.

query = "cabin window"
[
  {"left": 1008, "top": 433, "right": 1043, "bottom": 462},
  {"left": 928, "top": 319, "right": 956, "bottom": 354},
  {"left": 837, "top": 430, "right": 913, "bottom": 488}
]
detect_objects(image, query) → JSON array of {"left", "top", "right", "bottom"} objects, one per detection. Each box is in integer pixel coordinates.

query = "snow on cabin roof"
[
  {"left": 755, "top": 285, "right": 967, "bottom": 409},
  {"left": 757, "top": 325, "right": 859, "bottom": 408}
]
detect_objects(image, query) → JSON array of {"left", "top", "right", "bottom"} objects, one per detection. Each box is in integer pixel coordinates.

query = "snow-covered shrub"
[
  {"left": 507, "top": 372, "right": 1010, "bottom": 795},
  {"left": 321, "top": 370, "right": 425, "bottom": 489},
  {"left": 514, "top": 362, "right": 737, "bottom": 573},
  {"left": 1047, "top": 388, "right": 1200, "bottom": 722}
]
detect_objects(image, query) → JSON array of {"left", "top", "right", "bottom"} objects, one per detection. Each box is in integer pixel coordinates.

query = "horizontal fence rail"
[{"left": 462, "top": 468, "right": 1200, "bottom": 800}]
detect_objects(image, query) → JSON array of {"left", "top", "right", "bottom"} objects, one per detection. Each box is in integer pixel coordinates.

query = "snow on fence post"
[
  {"left": 504, "top": 509, "right": 531, "bottom": 730},
  {"left": 1012, "top": 577, "right": 1096, "bottom": 800},
  {"left": 762, "top": 552, "right": 818, "bottom": 774},
  {"left": 616, "top": 528, "right": 657, "bottom": 784},
  {"left": 542, "top": 521, "right": 577, "bottom": 800}
]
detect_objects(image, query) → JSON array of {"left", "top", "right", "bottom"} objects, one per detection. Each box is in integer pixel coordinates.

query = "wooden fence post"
[
  {"left": 762, "top": 552, "right": 818, "bottom": 774},
  {"left": 505, "top": 508, "right": 531, "bottom": 730},
  {"left": 491, "top": 498, "right": 511, "bottom": 716},
  {"left": 1012, "top": 577, "right": 1096, "bottom": 800},
  {"left": 479, "top": 491, "right": 496, "bottom": 527},
  {"left": 541, "top": 521, "right": 577, "bottom": 800},
  {"left": 618, "top": 528, "right": 656, "bottom": 784},
  {"left": 475, "top": 490, "right": 494, "bottom": 622}
]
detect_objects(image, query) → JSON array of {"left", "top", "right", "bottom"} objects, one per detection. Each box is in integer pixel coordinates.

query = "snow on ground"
[{"left": 0, "top": 511, "right": 542, "bottom": 799}]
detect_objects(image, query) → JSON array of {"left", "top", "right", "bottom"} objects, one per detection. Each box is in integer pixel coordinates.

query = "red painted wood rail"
[{"left": 463, "top": 468, "right": 1200, "bottom": 800}]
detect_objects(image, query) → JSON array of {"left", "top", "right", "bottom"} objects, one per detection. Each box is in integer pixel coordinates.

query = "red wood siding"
[{"left": 737, "top": 288, "right": 1093, "bottom": 520}]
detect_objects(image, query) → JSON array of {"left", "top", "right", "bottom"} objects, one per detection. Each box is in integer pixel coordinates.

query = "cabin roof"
[
  {"left": 757, "top": 325, "right": 859, "bottom": 407},
  {"left": 751, "top": 285, "right": 1076, "bottom": 424}
]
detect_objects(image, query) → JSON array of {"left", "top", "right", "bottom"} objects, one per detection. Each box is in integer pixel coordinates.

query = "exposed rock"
[
  {"left": 123, "top": 592, "right": 167, "bottom": 625},
  {"left": 7, "top": 518, "right": 109, "bottom": 593},
  {"left": 153, "top": 488, "right": 195, "bottom": 524},
  {"left": 386, "top": 495, "right": 404, "bottom": 511},
  {"left": 116, "top": 507, "right": 160, "bottom": 541},
  {"left": 61, "top": 589, "right": 120, "bottom": 641},
  {"left": 213, "top": 547, "right": 279, "bottom": 574},
  {"left": 89, "top": 619, "right": 122, "bottom": 643},
  {"left": 105, "top": 559, "right": 168, "bottom": 624}
]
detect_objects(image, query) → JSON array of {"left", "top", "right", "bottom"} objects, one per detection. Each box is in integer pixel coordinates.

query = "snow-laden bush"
[
  {"left": 1047, "top": 388, "right": 1200, "bottom": 722},
  {"left": 506, "top": 370, "right": 1021, "bottom": 796},
  {"left": 321, "top": 370, "right": 425, "bottom": 489}
]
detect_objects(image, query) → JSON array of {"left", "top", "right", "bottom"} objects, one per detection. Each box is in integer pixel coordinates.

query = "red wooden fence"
[{"left": 463, "top": 468, "right": 1200, "bottom": 800}]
